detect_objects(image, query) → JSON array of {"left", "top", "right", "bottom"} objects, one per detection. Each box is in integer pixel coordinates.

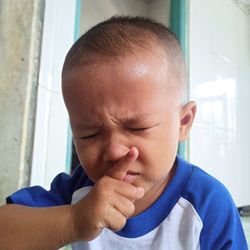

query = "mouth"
[{"left": 123, "top": 171, "right": 140, "bottom": 183}]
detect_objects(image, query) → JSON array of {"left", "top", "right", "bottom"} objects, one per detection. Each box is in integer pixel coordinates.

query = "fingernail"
[{"left": 136, "top": 187, "right": 144, "bottom": 199}]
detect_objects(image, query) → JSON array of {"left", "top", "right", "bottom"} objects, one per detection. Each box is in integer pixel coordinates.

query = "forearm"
[{"left": 0, "top": 204, "right": 75, "bottom": 250}]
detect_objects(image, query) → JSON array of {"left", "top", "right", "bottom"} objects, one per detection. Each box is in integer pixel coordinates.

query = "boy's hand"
[{"left": 70, "top": 147, "right": 144, "bottom": 242}]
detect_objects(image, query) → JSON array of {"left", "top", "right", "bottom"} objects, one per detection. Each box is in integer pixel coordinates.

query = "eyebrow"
[
  {"left": 120, "top": 114, "right": 152, "bottom": 124},
  {"left": 74, "top": 113, "right": 154, "bottom": 130},
  {"left": 74, "top": 123, "right": 102, "bottom": 130}
]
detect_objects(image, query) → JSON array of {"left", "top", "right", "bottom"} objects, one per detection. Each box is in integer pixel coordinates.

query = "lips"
[{"left": 123, "top": 171, "right": 140, "bottom": 183}]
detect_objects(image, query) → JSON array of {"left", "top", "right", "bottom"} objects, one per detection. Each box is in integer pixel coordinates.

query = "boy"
[{"left": 0, "top": 16, "right": 247, "bottom": 249}]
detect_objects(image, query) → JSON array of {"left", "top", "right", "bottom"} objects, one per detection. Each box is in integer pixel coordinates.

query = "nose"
[{"left": 102, "top": 135, "right": 129, "bottom": 164}]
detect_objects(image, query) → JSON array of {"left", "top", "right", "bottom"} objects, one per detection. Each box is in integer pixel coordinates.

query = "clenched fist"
[{"left": 70, "top": 147, "right": 144, "bottom": 242}]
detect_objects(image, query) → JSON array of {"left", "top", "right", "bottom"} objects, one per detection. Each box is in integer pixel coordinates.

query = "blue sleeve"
[
  {"left": 199, "top": 187, "right": 247, "bottom": 249},
  {"left": 6, "top": 165, "right": 93, "bottom": 207},
  {"left": 183, "top": 166, "right": 248, "bottom": 250}
]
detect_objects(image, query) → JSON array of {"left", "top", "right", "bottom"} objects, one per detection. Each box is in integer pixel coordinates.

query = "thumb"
[{"left": 107, "top": 147, "right": 139, "bottom": 181}]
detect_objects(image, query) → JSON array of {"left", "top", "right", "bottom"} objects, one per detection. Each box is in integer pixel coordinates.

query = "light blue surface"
[
  {"left": 241, "top": 216, "right": 250, "bottom": 248},
  {"left": 170, "top": 0, "right": 188, "bottom": 160},
  {"left": 65, "top": 0, "right": 82, "bottom": 174}
]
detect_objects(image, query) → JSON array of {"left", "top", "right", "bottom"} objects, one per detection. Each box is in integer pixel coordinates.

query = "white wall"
[
  {"left": 189, "top": 0, "right": 250, "bottom": 206},
  {"left": 30, "top": 0, "right": 76, "bottom": 189},
  {"left": 80, "top": 0, "right": 170, "bottom": 34},
  {"left": 80, "top": 0, "right": 149, "bottom": 34},
  {"left": 148, "top": 0, "right": 170, "bottom": 27}
]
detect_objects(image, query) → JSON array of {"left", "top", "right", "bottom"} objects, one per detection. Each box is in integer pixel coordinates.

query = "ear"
[{"left": 179, "top": 101, "right": 197, "bottom": 141}]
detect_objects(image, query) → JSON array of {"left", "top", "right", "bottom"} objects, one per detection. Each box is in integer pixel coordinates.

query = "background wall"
[
  {"left": 29, "top": 0, "right": 77, "bottom": 189},
  {"left": 148, "top": 0, "right": 170, "bottom": 25},
  {"left": 0, "top": 0, "right": 44, "bottom": 205},
  {"left": 189, "top": 0, "right": 250, "bottom": 206},
  {"left": 80, "top": 0, "right": 170, "bottom": 34},
  {"left": 80, "top": 0, "right": 147, "bottom": 33}
]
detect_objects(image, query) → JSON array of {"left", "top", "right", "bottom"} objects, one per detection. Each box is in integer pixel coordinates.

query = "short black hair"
[{"left": 62, "top": 15, "right": 187, "bottom": 100}]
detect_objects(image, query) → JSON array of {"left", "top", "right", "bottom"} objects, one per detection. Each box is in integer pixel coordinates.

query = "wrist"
[{"left": 59, "top": 205, "right": 79, "bottom": 245}]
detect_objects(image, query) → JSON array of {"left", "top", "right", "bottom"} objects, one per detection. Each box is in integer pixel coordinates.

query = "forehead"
[
  {"left": 63, "top": 52, "right": 175, "bottom": 102},
  {"left": 63, "top": 49, "right": 171, "bottom": 89},
  {"left": 64, "top": 57, "right": 182, "bottom": 129},
  {"left": 62, "top": 51, "right": 182, "bottom": 122}
]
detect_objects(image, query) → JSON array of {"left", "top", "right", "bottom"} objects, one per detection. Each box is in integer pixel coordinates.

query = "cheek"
[
  {"left": 74, "top": 141, "right": 103, "bottom": 181},
  {"left": 137, "top": 126, "right": 179, "bottom": 177}
]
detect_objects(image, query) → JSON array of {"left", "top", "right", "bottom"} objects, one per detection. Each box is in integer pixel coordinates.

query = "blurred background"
[{"left": 0, "top": 0, "right": 249, "bottom": 247}]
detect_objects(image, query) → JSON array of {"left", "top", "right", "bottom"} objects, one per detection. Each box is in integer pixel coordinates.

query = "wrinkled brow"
[{"left": 73, "top": 113, "right": 154, "bottom": 130}]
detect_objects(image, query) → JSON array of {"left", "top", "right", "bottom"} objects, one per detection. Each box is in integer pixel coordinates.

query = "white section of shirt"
[{"left": 71, "top": 186, "right": 203, "bottom": 250}]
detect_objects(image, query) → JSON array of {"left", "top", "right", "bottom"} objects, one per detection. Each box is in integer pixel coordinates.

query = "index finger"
[{"left": 107, "top": 146, "right": 139, "bottom": 181}]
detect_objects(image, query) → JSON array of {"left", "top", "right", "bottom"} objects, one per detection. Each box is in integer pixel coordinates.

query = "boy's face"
[{"left": 63, "top": 51, "right": 196, "bottom": 212}]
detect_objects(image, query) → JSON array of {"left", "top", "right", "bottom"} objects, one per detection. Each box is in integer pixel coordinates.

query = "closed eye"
[
  {"left": 129, "top": 127, "right": 150, "bottom": 132},
  {"left": 78, "top": 133, "right": 99, "bottom": 140},
  {"left": 128, "top": 123, "right": 159, "bottom": 132}
]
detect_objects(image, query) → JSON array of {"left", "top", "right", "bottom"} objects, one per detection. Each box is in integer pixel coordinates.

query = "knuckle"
[
  {"left": 129, "top": 202, "right": 135, "bottom": 214},
  {"left": 96, "top": 176, "right": 109, "bottom": 187},
  {"left": 120, "top": 216, "right": 127, "bottom": 228},
  {"left": 108, "top": 215, "right": 127, "bottom": 232},
  {"left": 116, "top": 216, "right": 127, "bottom": 230},
  {"left": 96, "top": 177, "right": 112, "bottom": 195},
  {"left": 126, "top": 202, "right": 135, "bottom": 218},
  {"left": 129, "top": 185, "right": 138, "bottom": 198}
]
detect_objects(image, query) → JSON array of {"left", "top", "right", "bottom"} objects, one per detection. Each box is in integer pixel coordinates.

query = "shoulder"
[
  {"left": 177, "top": 157, "right": 247, "bottom": 249},
  {"left": 6, "top": 165, "right": 93, "bottom": 206},
  {"left": 173, "top": 156, "right": 232, "bottom": 211},
  {"left": 181, "top": 159, "right": 233, "bottom": 215}
]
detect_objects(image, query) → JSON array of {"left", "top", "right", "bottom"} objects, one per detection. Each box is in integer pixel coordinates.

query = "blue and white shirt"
[{"left": 7, "top": 156, "right": 248, "bottom": 250}]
